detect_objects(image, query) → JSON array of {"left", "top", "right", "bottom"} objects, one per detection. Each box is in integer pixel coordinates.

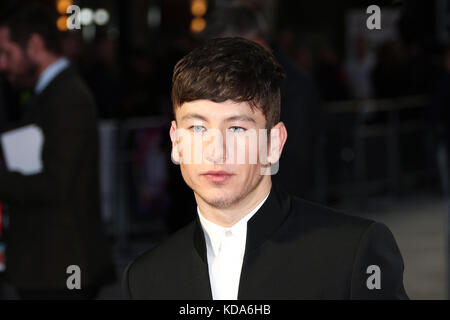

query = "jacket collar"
[
  {"left": 22, "top": 67, "right": 75, "bottom": 123},
  {"left": 34, "top": 57, "right": 70, "bottom": 95},
  {"left": 193, "top": 182, "right": 292, "bottom": 263}
]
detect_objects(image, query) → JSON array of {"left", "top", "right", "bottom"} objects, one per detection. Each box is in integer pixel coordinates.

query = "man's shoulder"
[
  {"left": 53, "top": 66, "right": 92, "bottom": 97},
  {"left": 122, "top": 220, "right": 201, "bottom": 298},
  {"left": 286, "top": 194, "right": 376, "bottom": 237},
  {"left": 37, "top": 67, "right": 97, "bottom": 124},
  {"left": 42, "top": 66, "right": 94, "bottom": 105},
  {"left": 125, "top": 220, "right": 197, "bottom": 275}
]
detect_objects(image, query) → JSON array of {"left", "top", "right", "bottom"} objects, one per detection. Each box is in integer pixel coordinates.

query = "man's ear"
[
  {"left": 169, "top": 120, "right": 180, "bottom": 164},
  {"left": 267, "top": 121, "right": 287, "bottom": 164}
]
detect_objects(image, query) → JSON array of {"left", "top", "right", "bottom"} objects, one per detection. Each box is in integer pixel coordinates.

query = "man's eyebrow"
[
  {"left": 225, "top": 115, "right": 256, "bottom": 123},
  {"left": 180, "top": 113, "right": 256, "bottom": 123},
  {"left": 180, "top": 113, "right": 209, "bottom": 122}
]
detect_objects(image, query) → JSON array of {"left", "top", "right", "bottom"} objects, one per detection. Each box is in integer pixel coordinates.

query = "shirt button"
[{"left": 225, "top": 230, "right": 232, "bottom": 237}]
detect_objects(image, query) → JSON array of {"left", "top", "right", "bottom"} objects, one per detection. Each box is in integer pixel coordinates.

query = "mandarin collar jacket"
[{"left": 123, "top": 183, "right": 408, "bottom": 300}]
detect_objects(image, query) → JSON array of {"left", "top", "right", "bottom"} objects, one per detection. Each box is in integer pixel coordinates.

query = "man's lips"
[{"left": 201, "top": 170, "right": 234, "bottom": 183}]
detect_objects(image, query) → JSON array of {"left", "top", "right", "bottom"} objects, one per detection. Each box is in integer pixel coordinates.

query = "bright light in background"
[
  {"left": 147, "top": 6, "right": 161, "bottom": 28},
  {"left": 94, "top": 8, "right": 110, "bottom": 26},
  {"left": 56, "top": 0, "right": 72, "bottom": 14},
  {"left": 191, "top": 0, "right": 207, "bottom": 17},
  {"left": 190, "top": 17, "right": 206, "bottom": 33},
  {"left": 190, "top": 0, "right": 207, "bottom": 33},
  {"left": 56, "top": 15, "right": 68, "bottom": 31},
  {"left": 55, "top": 2, "right": 110, "bottom": 32},
  {"left": 80, "top": 8, "right": 94, "bottom": 26}
]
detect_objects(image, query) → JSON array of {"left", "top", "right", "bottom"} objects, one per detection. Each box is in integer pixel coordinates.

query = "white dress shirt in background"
[{"left": 34, "top": 57, "right": 70, "bottom": 95}]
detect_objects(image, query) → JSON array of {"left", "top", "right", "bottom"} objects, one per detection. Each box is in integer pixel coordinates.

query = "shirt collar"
[
  {"left": 197, "top": 191, "right": 270, "bottom": 257},
  {"left": 34, "top": 57, "right": 70, "bottom": 95}
]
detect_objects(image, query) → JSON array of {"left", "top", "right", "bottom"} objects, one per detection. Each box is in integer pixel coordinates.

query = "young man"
[{"left": 123, "top": 37, "right": 408, "bottom": 300}]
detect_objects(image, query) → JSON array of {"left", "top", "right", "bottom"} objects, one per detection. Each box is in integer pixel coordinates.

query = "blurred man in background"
[
  {"left": 0, "top": 83, "right": 6, "bottom": 131},
  {"left": 431, "top": 46, "right": 450, "bottom": 218},
  {"left": 0, "top": 4, "right": 115, "bottom": 299}
]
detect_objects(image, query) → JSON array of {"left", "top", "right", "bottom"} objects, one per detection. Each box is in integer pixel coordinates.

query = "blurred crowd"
[{"left": 0, "top": 6, "right": 440, "bottom": 121}]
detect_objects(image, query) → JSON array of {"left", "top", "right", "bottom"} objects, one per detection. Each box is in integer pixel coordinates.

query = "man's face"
[
  {"left": 0, "top": 26, "right": 37, "bottom": 89},
  {"left": 170, "top": 99, "right": 282, "bottom": 209}
]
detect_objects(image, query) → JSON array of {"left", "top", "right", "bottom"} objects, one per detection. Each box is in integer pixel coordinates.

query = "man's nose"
[{"left": 203, "top": 129, "right": 226, "bottom": 164}]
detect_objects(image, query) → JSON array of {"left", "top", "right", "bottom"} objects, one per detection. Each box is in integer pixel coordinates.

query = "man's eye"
[
  {"left": 190, "top": 125, "right": 206, "bottom": 133},
  {"left": 228, "top": 126, "right": 246, "bottom": 133}
]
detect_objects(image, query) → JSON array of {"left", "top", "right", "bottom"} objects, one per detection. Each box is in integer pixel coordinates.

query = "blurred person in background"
[
  {"left": 0, "top": 79, "right": 7, "bottom": 131},
  {"left": 61, "top": 31, "right": 84, "bottom": 67},
  {"left": 0, "top": 4, "right": 115, "bottom": 299},
  {"left": 345, "top": 35, "right": 375, "bottom": 101},
  {"left": 315, "top": 43, "right": 349, "bottom": 101},
  {"left": 201, "top": 2, "right": 323, "bottom": 202},
  {"left": 85, "top": 36, "right": 121, "bottom": 119},
  {"left": 431, "top": 46, "right": 450, "bottom": 200},
  {"left": 123, "top": 47, "right": 156, "bottom": 118},
  {"left": 372, "top": 40, "right": 408, "bottom": 99},
  {"left": 431, "top": 46, "right": 450, "bottom": 286},
  {"left": 345, "top": 35, "right": 376, "bottom": 121}
]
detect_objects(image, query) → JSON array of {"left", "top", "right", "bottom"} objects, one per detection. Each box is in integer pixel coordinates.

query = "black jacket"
[
  {"left": 0, "top": 66, "right": 115, "bottom": 290},
  {"left": 271, "top": 45, "right": 323, "bottom": 202},
  {"left": 123, "top": 183, "right": 408, "bottom": 299}
]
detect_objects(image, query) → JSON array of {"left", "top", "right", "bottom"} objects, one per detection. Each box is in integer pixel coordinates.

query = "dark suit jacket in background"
[
  {"left": 123, "top": 183, "right": 408, "bottom": 299},
  {"left": 271, "top": 45, "right": 323, "bottom": 202},
  {"left": 0, "top": 90, "right": 6, "bottom": 131},
  {"left": 0, "top": 67, "right": 115, "bottom": 291}
]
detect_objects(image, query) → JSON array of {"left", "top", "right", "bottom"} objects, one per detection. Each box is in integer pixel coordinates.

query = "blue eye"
[
  {"left": 228, "top": 126, "right": 246, "bottom": 133},
  {"left": 191, "top": 125, "right": 206, "bottom": 133}
]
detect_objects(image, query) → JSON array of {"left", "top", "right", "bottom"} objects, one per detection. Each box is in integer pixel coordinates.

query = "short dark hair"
[
  {"left": 172, "top": 37, "right": 285, "bottom": 129},
  {"left": 0, "top": 3, "right": 62, "bottom": 54}
]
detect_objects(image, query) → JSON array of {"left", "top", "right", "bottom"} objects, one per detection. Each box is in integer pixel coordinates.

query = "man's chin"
[
  {"left": 204, "top": 198, "right": 236, "bottom": 209},
  {"left": 196, "top": 190, "right": 239, "bottom": 209}
]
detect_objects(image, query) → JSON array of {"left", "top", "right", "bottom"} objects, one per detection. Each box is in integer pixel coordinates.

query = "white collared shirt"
[
  {"left": 197, "top": 191, "right": 270, "bottom": 300},
  {"left": 34, "top": 57, "right": 70, "bottom": 95}
]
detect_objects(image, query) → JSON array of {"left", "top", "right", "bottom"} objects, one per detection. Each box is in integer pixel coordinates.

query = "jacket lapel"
[
  {"left": 238, "top": 183, "right": 292, "bottom": 299},
  {"left": 192, "top": 183, "right": 292, "bottom": 300},
  {"left": 192, "top": 216, "right": 213, "bottom": 299},
  {"left": 245, "top": 183, "right": 292, "bottom": 252}
]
